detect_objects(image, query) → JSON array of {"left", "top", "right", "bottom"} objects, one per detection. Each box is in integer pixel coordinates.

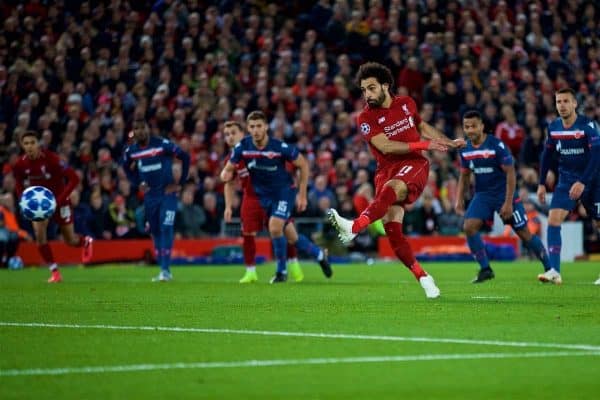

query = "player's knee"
[
  {"left": 515, "top": 227, "right": 531, "bottom": 241},
  {"left": 385, "top": 180, "right": 408, "bottom": 201},
  {"left": 463, "top": 221, "right": 479, "bottom": 236}
]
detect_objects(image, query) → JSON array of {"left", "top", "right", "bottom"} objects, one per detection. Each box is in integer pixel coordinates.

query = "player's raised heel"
[
  {"left": 327, "top": 209, "right": 356, "bottom": 245},
  {"left": 472, "top": 267, "right": 495, "bottom": 283},
  {"left": 288, "top": 261, "right": 304, "bottom": 282},
  {"left": 419, "top": 275, "right": 440, "bottom": 298},
  {"left": 47, "top": 270, "right": 62, "bottom": 283},
  {"left": 270, "top": 272, "right": 287, "bottom": 284},
  {"left": 537, "top": 268, "right": 562, "bottom": 285},
  {"left": 318, "top": 248, "right": 333, "bottom": 278},
  {"left": 82, "top": 236, "right": 94, "bottom": 264}
]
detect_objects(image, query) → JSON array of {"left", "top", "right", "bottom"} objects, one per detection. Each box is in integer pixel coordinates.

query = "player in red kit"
[
  {"left": 328, "top": 62, "right": 464, "bottom": 298},
  {"left": 12, "top": 131, "right": 93, "bottom": 282}
]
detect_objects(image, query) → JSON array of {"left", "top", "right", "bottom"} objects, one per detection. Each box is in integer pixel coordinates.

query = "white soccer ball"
[{"left": 19, "top": 186, "right": 57, "bottom": 221}]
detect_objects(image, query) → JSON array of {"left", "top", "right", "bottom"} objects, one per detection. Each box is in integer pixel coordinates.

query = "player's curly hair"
[
  {"left": 355, "top": 62, "right": 394, "bottom": 88},
  {"left": 19, "top": 130, "right": 40, "bottom": 142}
]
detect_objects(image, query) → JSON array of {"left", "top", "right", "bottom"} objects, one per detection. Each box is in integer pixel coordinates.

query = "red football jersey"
[
  {"left": 13, "top": 149, "right": 79, "bottom": 203},
  {"left": 225, "top": 153, "right": 257, "bottom": 198},
  {"left": 356, "top": 95, "right": 426, "bottom": 170}
]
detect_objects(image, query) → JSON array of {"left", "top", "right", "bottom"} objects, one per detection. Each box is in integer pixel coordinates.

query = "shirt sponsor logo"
[
  {"left": 559, "top": 148, "right": 585, "bottom": 155},
  {"left": 473, "top": 167, "right": 494, "bottom": 174},
  {"left": 139, "top": 163, "right": 162, "bottom": 172},
  {"left": 383, "top": 117, "right": 415, "bottom": 137}
]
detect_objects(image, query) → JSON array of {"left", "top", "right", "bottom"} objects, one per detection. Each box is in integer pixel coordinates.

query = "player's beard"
[{"left": 366, "top": 89, "right": 386, "bottom": 108}]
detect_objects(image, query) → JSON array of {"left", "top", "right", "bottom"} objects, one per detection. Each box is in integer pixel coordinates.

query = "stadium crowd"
[{"left": 0, "top": 0, "right": 599, "bottom": 252}]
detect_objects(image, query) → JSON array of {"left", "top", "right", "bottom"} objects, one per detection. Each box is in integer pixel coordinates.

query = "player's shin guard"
[
  {"left": 353, "top": 186, "right": 398, "bottom": 233},
  {"left": 243, "top": 234, "right": 256, "bottom": 268},
  {"left": 384, "top": 221, "right": 426, "bottom": 280},
  {"left": 547, "top": 225, "right": 561, "bottom": 273},
  {"left": 295, "top": 234, "right": 321, "bottom": 260},
  {"left": 523, "top": 235, "right": 551, "bottom": 271},
  {"left": 38, "top": 243, "right": 56, "bottom": 268},
  {"left": 466, "top": 233, "right": 490, "bottom": 270},
  {"left": 272, "top": 236, "right": 287, "bottom": 274}
]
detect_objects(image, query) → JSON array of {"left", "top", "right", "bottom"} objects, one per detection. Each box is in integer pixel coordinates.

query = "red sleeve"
[
  {"left": 356, "top": 110, "right": 379, "bottom": 141},
  {"left": 407, "top": 97, "right": 422, "bottom": 126},
  {"left": 58, "top": 166, "right": 80, "bottom": 203},
  {"left": 12, "top": 161, "right": 24, "bottom": 197},
  {"left": 47, "top": 153, "right": 79, "bottom": 203}
]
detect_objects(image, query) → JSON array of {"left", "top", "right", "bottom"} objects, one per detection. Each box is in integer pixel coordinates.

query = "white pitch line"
[
  {"left": 471, "top": 296, "right": 510, "bottom": 299},
  {"left": 2, "top": 321, "right": 600, "bottom": 352},
  {"left": 1, "top": 351, "right": 599, "bottom": 377}
]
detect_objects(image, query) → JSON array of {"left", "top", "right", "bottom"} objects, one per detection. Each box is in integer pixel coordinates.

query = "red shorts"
[
  {"left": 240, "top": 195, "right": 268, "bottom": 234},
  {"left": 53, "top": 200, "right": 74, "bottom": 226},
  {"left": 374, "top": 159, "right": 429, "bottom": 206}
]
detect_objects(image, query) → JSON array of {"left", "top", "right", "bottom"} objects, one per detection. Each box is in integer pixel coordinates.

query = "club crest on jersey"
[
  {"left": 378, "top": 116, "right": 385, "bottom": 124},
  {"left": 360, "top": 122, "right": 371, "bottom": 135},
  {"left": 402, "top": 104, "right": 410, "bottom": 115}
]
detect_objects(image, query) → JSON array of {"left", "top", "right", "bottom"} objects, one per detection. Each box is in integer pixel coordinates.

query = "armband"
[{"left": 408, "top": 141, "right": 430, "bottom": 152}]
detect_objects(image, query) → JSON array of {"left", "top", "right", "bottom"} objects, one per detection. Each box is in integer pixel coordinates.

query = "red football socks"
[
  {"left": 242, "top": 234, "right": 256, "bottom": 267},
  {"left": 384, "top": 221, "right": 426, "bottom": 280},
  {"left": 352, "top": 185, "right": 398, "bottom": 233},
  {"left": 287, "top": 242, "right": 297, "bottom": 259},
  {"left": 38, "top": 243, "right": 55, "bottom": 265}
]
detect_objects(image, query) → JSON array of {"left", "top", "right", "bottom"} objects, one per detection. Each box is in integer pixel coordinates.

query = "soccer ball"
[
  {"left": 19, "top": 186, "right": 57, "bottom": 221},
  {"left": 8, "top": 256, "right": 24, "bottom": 270}
]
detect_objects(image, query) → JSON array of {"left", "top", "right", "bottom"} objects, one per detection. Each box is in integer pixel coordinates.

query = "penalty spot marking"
[
  {"left": 1, "top": 351, "right": 599, "bottom": 377},
  {"left": 2, "top": 321, "right": 600, "bottom": 352}
]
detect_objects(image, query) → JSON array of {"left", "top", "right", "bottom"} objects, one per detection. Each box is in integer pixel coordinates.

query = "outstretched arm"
[
  {"left": 370, "top": 133, "right": 449, "bottom": 155},
  {"left": 418, "top": 121, "right": 466, "bottom": 148}
]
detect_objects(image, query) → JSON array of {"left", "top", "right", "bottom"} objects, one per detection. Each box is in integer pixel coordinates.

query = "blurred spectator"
[
  {"left": 71, "top": 189, "right": 93, "bottom": 238},
  {"left": 89, "top": 190, "right": 111, "bottom": 240},
  {"left": 0, "top": 0, "right": 598, "bottom": 241},
  {"left": 495, "top": 105, "right": 525, "bottom": 157},
  {"left": 107, "top": 195, "right": 137, "bottom": 239},
  {"left": 308, "top": 174, "right": 337, "bottom": 212},
  {"left": 201, "top": 192, "right": 222, "bottom": 236},
  {"left": 175, "top": 189, "right": 206, "bottom": 239}
]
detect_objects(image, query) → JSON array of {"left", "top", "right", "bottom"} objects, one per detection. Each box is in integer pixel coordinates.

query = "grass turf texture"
[{"left": 1, "top": 261, "right": 599, "bottom": 400}]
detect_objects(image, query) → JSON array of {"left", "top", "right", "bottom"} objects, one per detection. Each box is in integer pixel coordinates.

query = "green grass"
[{"left": 1, "top": 261, "right": 599, "bottom": 399}]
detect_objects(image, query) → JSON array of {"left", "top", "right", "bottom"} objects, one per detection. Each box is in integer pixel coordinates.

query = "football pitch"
[{"left": 1, "top": 261, "right": 599, "bottom": 399}]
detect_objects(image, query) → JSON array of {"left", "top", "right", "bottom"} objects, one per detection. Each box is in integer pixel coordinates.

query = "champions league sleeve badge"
[{"left": 360, "top": 122, "right": 371, "bottom": 135}]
